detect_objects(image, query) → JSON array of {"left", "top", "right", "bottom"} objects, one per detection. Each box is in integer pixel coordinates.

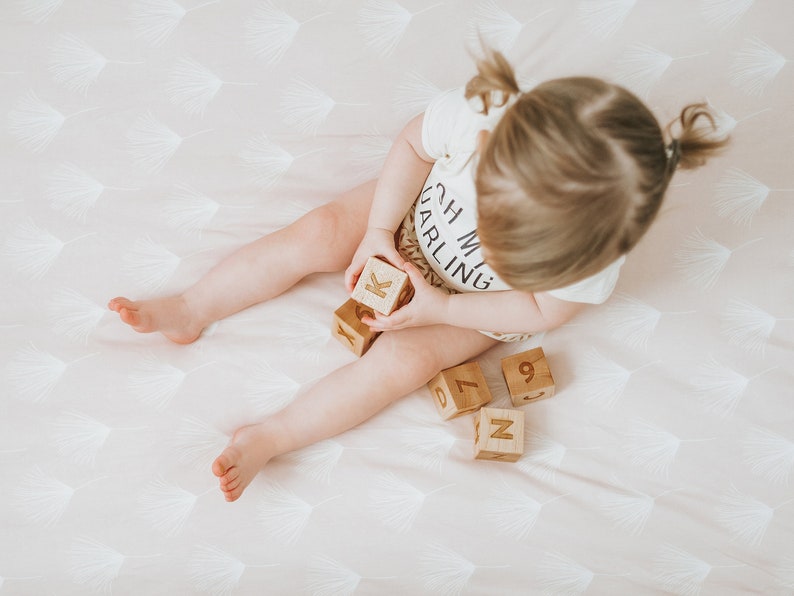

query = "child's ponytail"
[
  {"left": 665, "top": 103, "right": 729, "bottom": 173},
  {"left": 465, "top": 47, "right": 521, "bottom": 115}
]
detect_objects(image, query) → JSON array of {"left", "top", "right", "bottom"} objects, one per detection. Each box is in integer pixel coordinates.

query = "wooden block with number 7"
[
  {"left": 500, "top": 347, "right": 556, "bottom": 406},
  {"left": 427, "top": 361, "right": 492, "bottom": 420},
  {"left": 474, "top": 407, "right": 524, "bottom": 462}
]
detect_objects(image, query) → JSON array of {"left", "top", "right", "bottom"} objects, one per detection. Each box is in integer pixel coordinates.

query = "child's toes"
[
  {"left": 212, "top": 453, "right": 232, "bottom": 477},
  {"left": 223, "top": 478, "right": 241, "bottom": 492}
]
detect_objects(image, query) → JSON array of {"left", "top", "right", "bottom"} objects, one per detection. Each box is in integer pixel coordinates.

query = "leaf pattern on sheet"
[
  {"left": 368, "top": 472, "right": 453, "bottom": 534},
  {"left": 743, "top": 427, "right": 794, "bottom": 485},
  {"left": 598, "top": 476, "right": 683, "bottom": 536},
  {"left": 720, "top": 299, "right": 780, "bottom": 356},
  {"left": 49, "top": 35, "right": 140, "bottom": 96},
  {"left": 51, "top": 411, "right": 112, "bottom": 466},
  {"left": 420, "top": 543, "right": 508, "bottom": 596},
  {"left": 577, "top": 348, "right": 656, "bottom": 410},
  {"left": 68, "top": 537, "right": 128, "bottom": 594},
  {"left": 126, "top": 113, "right": 212, "bottom": 174},
  {"left": 605, "top": 293, "right": 662, "bottom": 350},
  {"left": 283, "top": 440, "right": 345, "bottom": 484},
  {"left": 7, "top": 91, "right": 67, "bottom": 153},
  {"left": 538, "top": 551, "right": 615, "bottom": 595},
  {"left": 518, "top": 432, "right": 567, "bottom": 483},
  {"left": 467, "top": 0, "right": 546, "bottom": 53},
  {"left": 14, "top": 467, "right": 78, "bottom": 527},
  {"left": 486, "top": 478, "right": 571, "bottom": 540},
  {"left": 171, "top": 417, "right": 230, "bottom": 471},
  {"left": 305, "top": 555, "right": 363, "bottom": 596},
  {"left": 48, "top": 288, "right": 106, "bottom": 343},
  {"left": 576, "top": 0, "right": 637, "bottom": 39},
  {"left": 137, "top": 477, "right": 207, "bottom": 536},
  {"left": 729, "top": 37, "right": 787, "bottom": 96},
  {"left": 46, "top": 163, "right": 139, "bottom": 222},
  {"left": 19, "top": 0, "right": 65, "bottom": 23},
  {"left": 188, "top": 544, "right": 278, "bottom": 596},
  {"left": 2, "top": 219, "right": 95, "bottom": 279},
  {"left": 714, "top": 168, "right": 777, "bottom": 226},
  {"left": 714, "top": 484, "right": 787, "bottom": 546},
  {"left": 357, "top": 0, "right": 440, "bottom": 58},
  {"left": 2, "top": 1, "right": 792, "bottom": 593},
  {"left": 701, "top": 0, "right": 754, "bottom": 31},
  {"left": 245, "top": 2, "right": 302, "bottom": 64},
  {"left": 624, "top": 420, "right": 716, "bottom": 478},
  {"left": 6, "top": 343, "right": 96, "bottom": 403},
  {"left": 674, "top": 229, "right": 763, "bottom": 290},
  {"left": 393, "top": 71, "right": 442, "bottom": 120},
  {"left": 257, "top": 481, "right": 341, "bottom": 544},
  {"left": 128, "top": 351, "right": 215, "bottom": 410}
]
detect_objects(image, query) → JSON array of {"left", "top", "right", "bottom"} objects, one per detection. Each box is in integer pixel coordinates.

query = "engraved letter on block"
[{"left": 427, "top": 361, "right": 492, "bottom": 420}]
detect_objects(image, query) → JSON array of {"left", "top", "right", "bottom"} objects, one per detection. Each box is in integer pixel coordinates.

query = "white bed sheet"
[{"left": 1, "top": 1, "right": 793, "bottom": 594}]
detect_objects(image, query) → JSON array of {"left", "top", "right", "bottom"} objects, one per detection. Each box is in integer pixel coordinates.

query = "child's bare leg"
[
  {"left": 108, "top": 181, "right": 375, "bottom": 343},
  {"left": 212, "top": 325, "right": 497, "bottom": 501}
]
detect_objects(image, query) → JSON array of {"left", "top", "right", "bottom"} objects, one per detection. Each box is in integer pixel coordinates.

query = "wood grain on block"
[{"left": 351, "top": 256, "right": 413, "bottom": 315}]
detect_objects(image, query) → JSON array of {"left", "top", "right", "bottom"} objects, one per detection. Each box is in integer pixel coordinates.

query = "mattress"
[{"left": 1, "top": 1, "right": 792, "bottom": 594}]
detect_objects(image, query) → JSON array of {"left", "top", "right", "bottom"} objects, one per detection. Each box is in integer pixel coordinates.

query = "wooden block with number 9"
[
  {"left": 427, "top": 361, "right": 492, "bottom": 420},
  {"left": 500, "top": 347, "right": 556, "bottom": 407},
  {"left": 474, "top": 407, "right": 524, "bottom": 462}
]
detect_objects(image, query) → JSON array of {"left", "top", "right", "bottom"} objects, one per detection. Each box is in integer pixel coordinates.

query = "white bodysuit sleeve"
[{"left": 545, "top": 256, "right": 626, "bottom": 304}]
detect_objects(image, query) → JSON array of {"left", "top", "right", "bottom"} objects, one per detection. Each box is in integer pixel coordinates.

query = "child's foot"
[
  {"left": 107, "top": 296, "right": 203, "bottom": 344},
  {"left": 212, "top": 423, "right": 278, "bottom": 502}
]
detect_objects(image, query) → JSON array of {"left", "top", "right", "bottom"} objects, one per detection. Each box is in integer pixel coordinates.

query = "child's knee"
[
  {"left": 371, "top": 331, "right": 444, "bottom": 379},
  {"left": 295, "top": 203, "right": 352, "bottom": 269}
]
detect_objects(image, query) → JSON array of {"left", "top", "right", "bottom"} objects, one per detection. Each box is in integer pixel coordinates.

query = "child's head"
[{"left": 468, "top": 49, "right": 729, "bottom": 293}]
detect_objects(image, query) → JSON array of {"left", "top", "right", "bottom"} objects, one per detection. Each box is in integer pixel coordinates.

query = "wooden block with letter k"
[
  {"left": 351, "top": 256, "right": 414, "bottom": 315},
  {"left": 427, "top": 361, "right": 492, "bottom": 420}
]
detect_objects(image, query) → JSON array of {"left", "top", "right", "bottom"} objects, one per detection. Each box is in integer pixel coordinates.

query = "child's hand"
[
  {"left": 362, "top": 263, "right": 449, "bottom": 331},
  {"left": 345, "top": 227, "right": 405, "bottom": 293}
]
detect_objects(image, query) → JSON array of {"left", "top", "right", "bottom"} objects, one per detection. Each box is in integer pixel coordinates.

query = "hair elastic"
[{"left": 666, "top": 139, "right": 682, "bottom": 170}]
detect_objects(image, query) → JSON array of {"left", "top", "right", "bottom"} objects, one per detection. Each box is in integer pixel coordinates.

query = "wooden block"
[
  {"left": 427, "top": 361, "right": 492, "bottom": 420},
  {"left": 500, "top": 347, "right": 556, "bottom": 407},
  {"left": 332, "top": 298, "right": 380, "bottom": 356},
  {"left": 474, "top": 407, "right": 524, "bottom": 462},
  {"left": 351, "top": 256, "right": 413, "bottom": 315}
]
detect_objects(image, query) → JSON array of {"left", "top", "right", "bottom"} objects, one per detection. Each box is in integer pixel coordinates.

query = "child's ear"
[{"left": 476, "top": 130, "right": 490, "bottom": 153}]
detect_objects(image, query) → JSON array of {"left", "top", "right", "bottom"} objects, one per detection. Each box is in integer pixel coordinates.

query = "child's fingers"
[
  {"left": 344, "top": 265, "right": 360, "bottom": 293},
  {"left": 366, "top": 308, "right": 408, "bottom": 331},
  {"left": 402, "top": 262, "right": 428, "bottom": 291}
]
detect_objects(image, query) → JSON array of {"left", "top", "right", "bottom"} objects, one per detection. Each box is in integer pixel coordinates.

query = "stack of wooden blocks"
[
  {"left": 332, "top": 256, "right": 414, "bottom": 356},
  {"left": 429, "top": 347, "right": 555, "bottom": 462},
  {"left": 333, "top": 256, "right": 556, "bottom": 463}
]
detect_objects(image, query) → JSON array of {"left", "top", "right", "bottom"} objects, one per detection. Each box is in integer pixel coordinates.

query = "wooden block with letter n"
[
  {"left": 500, "top": 347, "right": 556, "bottom": 407},
  {"left": 332, "top": 298, "right": 380, "bottom": 356},
  {"left": 351, "top": 256, "right": 414, "bottom": 315},
  {"left": 427, "top": 361, "right": 492, "bottom": 420},
  {"left": 474, "top": 407, "right": 524, "bottom": 462}
]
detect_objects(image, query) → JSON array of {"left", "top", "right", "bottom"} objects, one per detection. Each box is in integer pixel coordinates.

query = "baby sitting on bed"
[{"left": 109, "top": 47, "right": 727, "bottom": 502}]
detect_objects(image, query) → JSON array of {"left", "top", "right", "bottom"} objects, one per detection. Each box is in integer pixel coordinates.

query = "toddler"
[{"left": 109, "top": 48, "right": 727, "bottom": 501}]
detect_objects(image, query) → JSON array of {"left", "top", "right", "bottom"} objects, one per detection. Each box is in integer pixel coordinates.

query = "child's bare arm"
[
  {"left": 366, "top": 262, "right": 585, "bottom": 334},
  {"left": 345, "top": 114, "right": 435, "bottom": 292},
  {"left": 442, "top": 289, "right": 585, "bottom": 333}
]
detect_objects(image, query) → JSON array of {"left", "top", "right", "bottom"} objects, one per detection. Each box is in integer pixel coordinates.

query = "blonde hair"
[{"left": 469, "top": 49, "right": 729, "bottom": 292}]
